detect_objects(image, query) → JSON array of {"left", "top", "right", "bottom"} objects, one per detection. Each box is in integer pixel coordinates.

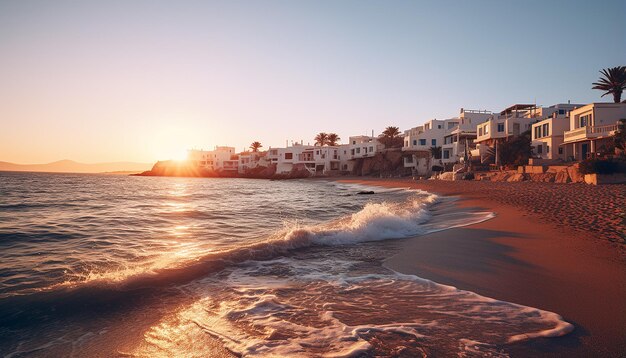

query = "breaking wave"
[{"left": 20, "top": 191, "right": 492, "bottom": 301}]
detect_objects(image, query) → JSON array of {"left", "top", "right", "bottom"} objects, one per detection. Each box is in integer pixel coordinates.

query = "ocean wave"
[
  {"left": 130, "top": 258, "right": 573, "bottom": 357},
  {"left": 2, "top": 189, "right": 491, "bottom": 305}
]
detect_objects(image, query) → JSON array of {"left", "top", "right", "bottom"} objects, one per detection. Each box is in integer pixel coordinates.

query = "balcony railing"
[{"left": 564, "top": 124, "right": 618, "bottom": 142}]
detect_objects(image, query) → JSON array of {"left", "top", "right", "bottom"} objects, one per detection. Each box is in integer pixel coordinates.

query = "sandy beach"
[{"left": 339, "top": 178, "right": 625, "bottom": 357}]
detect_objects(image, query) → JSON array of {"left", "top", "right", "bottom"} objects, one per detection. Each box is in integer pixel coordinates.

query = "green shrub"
[{"left": 579, "top": 159, "right": 620, "bottom": 174}]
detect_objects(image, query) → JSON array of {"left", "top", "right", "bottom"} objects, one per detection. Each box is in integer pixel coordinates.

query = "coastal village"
[{"left": 140, "top": 67, "right": 626, "bottom": 185}]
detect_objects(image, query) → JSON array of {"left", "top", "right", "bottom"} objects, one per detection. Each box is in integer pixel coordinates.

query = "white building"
[
  {"left": 402, "top": 118, "right": 461, "bottom": 174},
  {"left": 562, "top": 102, "right": 626, "bottom": 161},
  {"left": 269, "top": 143, "right": 341, "bottom": 176},
  {"left": 187, "top": 146, "right": 236, "bottom": 171},
  {"left": 238, "top": 152, "right": 270, "bottom": 174},
  {"left": 441, "top": 109, "right": 493, "bottom": 165},
  {"left": 472, "top": 104, "right": 543, "bottom": 164},
  {"left": 530, "top": 103, "right": 583, "bottom": 161}
]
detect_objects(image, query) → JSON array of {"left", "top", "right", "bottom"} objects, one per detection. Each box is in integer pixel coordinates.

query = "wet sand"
[{"left": 339, "top": 178, "right": 626, "bottom": 357}]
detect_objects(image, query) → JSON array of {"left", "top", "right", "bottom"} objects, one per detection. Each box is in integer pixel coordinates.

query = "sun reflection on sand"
[{"left": 129, "top": 299, "right": 234, "bottom": 358}]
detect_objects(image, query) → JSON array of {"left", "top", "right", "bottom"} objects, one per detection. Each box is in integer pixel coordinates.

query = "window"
[
  {"left": 412, "top": 139, "right": 417, "bottom": 146},
  {"left": 484, "top": 125, "right": 489, "bottom": 134},
  {"left": 497, "top": 123, "right": 505, "bottom": 132},
  {"left": 437, "top": 125, "right": 442, "bottom": 129},
  {"left": 558, "top": 109, "right": 565, "bottom": 115},
  {"left": 534, "top": 127, "right": 540, "bottom": 138},
  {"left": 546, "top": 145, "right": 550, "bottom": 153},
  {"left": 580, "top": 114, "right": 589, "bottom": 127},
  {"left": 356, "top": 148, "right": 360, "bottom": 154},
  {"left": 479, "top": 128, "right": 483, "bottom": 136},
  {"left": 369, "top": 146, "right": 373, "bottom": 152},
  {"left": 352, "top": 140, "right": 356, "bottom": 144},
  {"left": 443, "top": 150, "right": 450, "bottom": 159},
  {"left": 431, "top": 139, "right": 436, "bottom": 146},
  {"left": 285, "top": 153, "right": 293, "bottom": 160},
  {"left": 558, "top": 147, "right": 563, "bottom": 155},
  {"left": 351, "top": 149, "right": 355, "bottom": 155},
  {"left": 542, "top": 123, "right": 549, "bottom": 137},
  {"left": 537, "top": 145, "right": 542, "bottom": 154},
  {"left": 419, "top": 139, "right": 426, "bottom": 146}
]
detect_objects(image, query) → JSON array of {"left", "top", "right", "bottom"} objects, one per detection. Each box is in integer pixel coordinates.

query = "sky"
[{"left": 1, "top": 0, "right": 624, "bottom": 164}]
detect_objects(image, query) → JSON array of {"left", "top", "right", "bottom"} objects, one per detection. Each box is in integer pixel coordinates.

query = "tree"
[
  {"left": 592, "top": 66, "right": 626, "bottom": 103},
  {"left": 250, "top": 141, "right": 263, "bottom": 152},
  {"left": 314, "top": 132, "right": 328, "bottom": 146},
  {"left": 378, "top": 126, "right": 403, "bottom": 148},
  {"left": 498, "top": 130, "right": 532, "bottom": 167},
  {"left": 614, "top": 119, "right": 626, "bottom": 155},
  {"left": 429, "top": 146, "right": 442, "bottom": 160},
  {"left": 327, "top": 133, "right": 341, "bottom": 146}
]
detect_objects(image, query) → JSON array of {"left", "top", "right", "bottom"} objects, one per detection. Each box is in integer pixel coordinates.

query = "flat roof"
[{"left": 500, "top": 104, "right": 537, "bottom": 115}]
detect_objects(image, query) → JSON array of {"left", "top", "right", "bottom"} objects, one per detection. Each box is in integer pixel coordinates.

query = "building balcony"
[{"left": 563, "top": 124, "right": 618, "bottom": 143}]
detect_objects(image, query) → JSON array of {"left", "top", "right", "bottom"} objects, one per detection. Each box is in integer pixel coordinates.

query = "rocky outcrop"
[
  {"left": 507, "top": 173, "right": 526, "bottom": 182},
  {"left": 354, "top": 149, "right": 406, "bottom": 176},
  {"left": 566, "top": 163, "right": 585, "bottom": 183},
  {"left": 555, "top": 170, "right": 572, "bottom": 184},
  {"left": 472, "top": 163, "right": 585, "bottom": 184},
  {"left": 529, "top": 173, "right": 556, "bottom": 183}
]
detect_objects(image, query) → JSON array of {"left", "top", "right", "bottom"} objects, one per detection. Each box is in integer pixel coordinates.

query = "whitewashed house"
[
  {"left": 402, "top": 118, "right": 459, "bottom": 174},
  {"left": 441, "top": 109, "right": 493, "bottom": 165},
  {"left": 237, "top": 152, "right": 270, "bottom": 174},
  {"left": 271, "top": 143, "right": 341, "bottom": 175},
  {"left": 530, "top": 103, "right": 583, "bottom": 161},
  {"left": 187, "top": 146, "right": 236, "bottom": 171},
  {"left": 562, "top": 102, "right": 626, "bottom": 161},
  {"left": 472, "top": 104, "right": 541, "bottom": 164}
]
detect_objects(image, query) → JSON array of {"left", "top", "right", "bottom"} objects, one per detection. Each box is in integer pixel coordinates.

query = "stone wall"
[{"left": 477, "top": 163, "right": 585, "bottom": 184}]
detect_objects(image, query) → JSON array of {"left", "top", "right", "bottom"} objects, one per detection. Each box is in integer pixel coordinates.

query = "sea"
[{"left": 0, "top": 172, "right": 573, "bottom": 357}]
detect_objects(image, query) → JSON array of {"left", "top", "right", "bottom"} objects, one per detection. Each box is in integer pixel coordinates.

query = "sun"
[{"left": 170, "top": 149, "right": 189, "bottom": 161}]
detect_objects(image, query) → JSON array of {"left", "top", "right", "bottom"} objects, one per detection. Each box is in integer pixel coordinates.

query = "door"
[{"left": 581, "top": 143, "right": 589, "bottom": 160}]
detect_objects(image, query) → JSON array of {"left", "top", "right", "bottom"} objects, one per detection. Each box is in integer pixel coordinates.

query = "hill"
[{"left": 0, "top": 159, "right": 152, "bottom": 174}]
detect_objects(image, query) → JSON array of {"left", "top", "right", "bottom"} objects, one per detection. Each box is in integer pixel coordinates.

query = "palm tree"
[
  {"left": 250, "top": 141, "right": 262, "bottom": 152},
  {"left": 314, "top": 132, "right": 328, "bottom": 146},
  {"left": 327, "top": 133, "right": 341, "bottom": 146},
  {"left": 592, "top": 66, "right": 626, "bottom": 103},
  {"left": 378, "top": 126, "right": 403, "bottom": 148}
]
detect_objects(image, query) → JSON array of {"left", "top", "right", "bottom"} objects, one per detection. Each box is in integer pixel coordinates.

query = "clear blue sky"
[{"left": 1, "top": 0, "right": 624, "bottom": 163}]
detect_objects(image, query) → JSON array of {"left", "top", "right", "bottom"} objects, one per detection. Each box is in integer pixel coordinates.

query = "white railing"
[
  {"left": 564, "top": 124, "right": 618, "bottom": 142},
  {"left": 589, "top": 123, "right": 618, "bottom": 134}
]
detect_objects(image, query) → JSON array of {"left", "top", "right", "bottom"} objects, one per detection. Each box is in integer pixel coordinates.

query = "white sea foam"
[
  {"left": 134, "top": 257, "right": 573, "bottom": 357},
  {"left": 46, "top": 190, "right": 459, "bottom": 291}
]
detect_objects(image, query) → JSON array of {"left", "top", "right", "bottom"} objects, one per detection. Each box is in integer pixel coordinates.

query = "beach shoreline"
[{"left": 337, "top": 178, "right": 626, "bottom": 357}]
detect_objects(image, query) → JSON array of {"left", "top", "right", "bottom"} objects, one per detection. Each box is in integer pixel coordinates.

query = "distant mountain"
[{"left": 0, "top": 159, "right": 153, "bottom": 174}]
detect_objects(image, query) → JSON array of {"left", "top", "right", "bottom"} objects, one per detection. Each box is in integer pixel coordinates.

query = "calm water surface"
[{"left": 0, "top": 172, "right": 572, "bottom": 357}]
